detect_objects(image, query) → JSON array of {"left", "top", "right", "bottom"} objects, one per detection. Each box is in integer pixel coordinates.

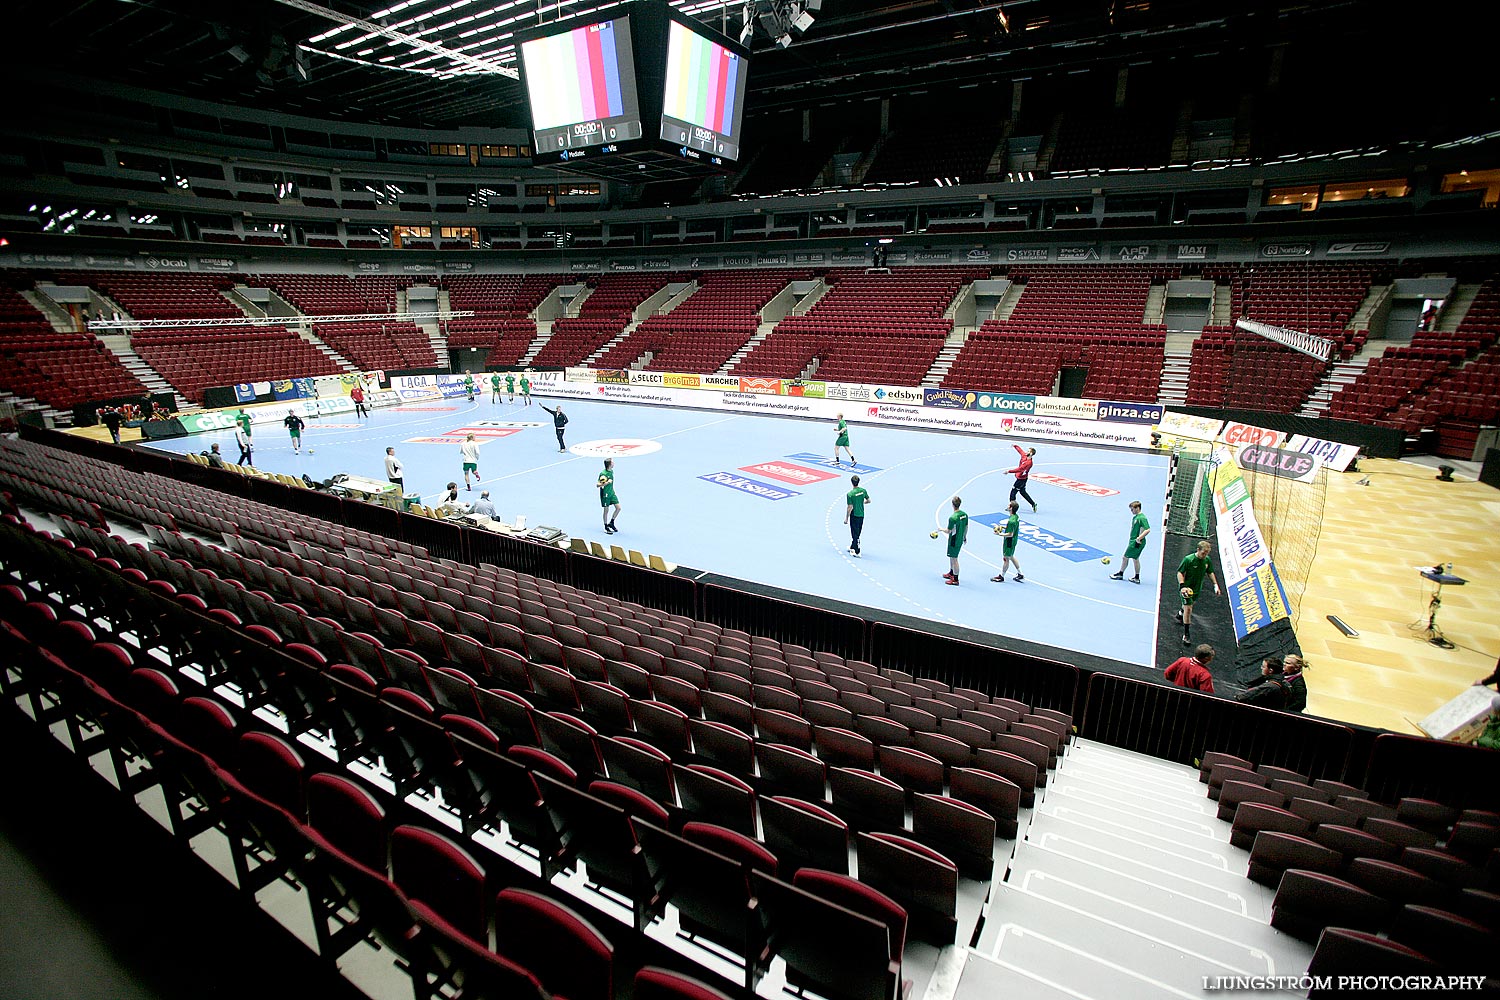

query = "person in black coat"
[
  {"left": 1237, "top": 658, "right": 1290, "bottom": 710},
  {"left": 99, "top": 408, "right": 123, "bottom": 444}
]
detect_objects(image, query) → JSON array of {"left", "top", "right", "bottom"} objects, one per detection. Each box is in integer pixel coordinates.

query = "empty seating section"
[
  {"left": 1049, "top": 111, "right": 1174, "bottom": 172},
  {"left": 596, "top": 271, "right": 806, "bottom": 374},
  {"left": 944, "top": 265, "right": 1171, "bottom": 399},
  {"left": 0, "top": 434, "right": 1082, "bottom": 998},
  {"left": 1186, "top": 332, "right": 1329, "bottom": 412},
  {"left": 255, "top": 274, "right": 435, "bottom": 370},
  {"left": 1328, "top": 276, "right": 1500, "bottom": 450},
  {"left": 441, "top": 273, "right": 566, "bottom": 365},
  {"left": 132, "top": 328, "right": 342, "bottom": 402},
  {"left": 734, "top": 268, "right": 986, "bottom": 384},
  {"left": 862, "top": 121, "right": 1002, "bottom": 185},
  {"left": 81, "top": 270, "right": 245, "bottom": 321},
  {"left": 0, "top": 285, "right": 145, "bottom": 408},
  {"left": 535, "top": 274, "right": 683, "bottom": 368},
  {"left": 1194, "top": 747, "right": 1498, "bottom": 982},
  {"left": 71, "top": 271, "right": 341, "bottom": 403}
]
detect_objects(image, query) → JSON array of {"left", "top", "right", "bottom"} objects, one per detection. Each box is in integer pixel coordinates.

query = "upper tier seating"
[
  {"left": 0, "top": 286, "right": 146, "bottom": 408},
  {"left": 943, "top": 265, "right": 1172, "bottom": 399},
  {"left": 734, "top": 268, "right": 986, "bottom": 384},
  {"left": 1048, "top": 110, "right": 1174, "bottom": 172},
  {"left": 1186, "top": 331, "right": 1329, "bottom": 413},
  {"left": 535, "top": 275, "right": 684, "bottom": 368},
  {"left": 441, "top": 274, "right": 569, "bottom": 365},
  {"left": 131, "top": 327, "right": 343, "bottom": 402},
  {"left": 593, "top": 271, "right": 809, "bottom": 374},
  {"left": 78, "top": 271, "right": 245, "bottom": 321}
]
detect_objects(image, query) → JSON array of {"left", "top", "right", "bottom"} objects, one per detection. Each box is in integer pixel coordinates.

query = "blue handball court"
[{"left": 144, "top": 394, "right": 1172, "bottom": 670}]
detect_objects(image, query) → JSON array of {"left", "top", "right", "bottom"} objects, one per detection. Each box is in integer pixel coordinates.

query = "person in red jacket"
[
  {"left": 1165, "top": 644, "right": 1216, "bottom": 694},
  {"left": 1007, "top": 444, "right": 1038, "bottom": 512}
]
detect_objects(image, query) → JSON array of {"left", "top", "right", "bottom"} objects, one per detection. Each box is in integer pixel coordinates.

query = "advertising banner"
[
  {"left": 1157, "top": 411, "right": 1224, "bottom": 441},
  {"left": 1285, "top": 433, "right": 1360, "bottom": 473},
  {"left": 234, "top": 383, "right": 257, "bottom": 403},
  {"left": 1220, "top": 421, "right": 1287, "bottom": 448},
  {"left": 1208, "top": 444, "right": 1290, "bottom": 639},
  {"left": 1033, "top": 396, "right": 1101, "bottom": 420},
  {"left": 663, "top": 372, "right": 703, "bottom": 390},
  {"left": 783, "top": 380, "right": 826, "bottom": 398},
  {"left": 923, "top": 388, "right": 974, "bottom": 409},
  {"left": 271, "top": 379, "right": 301, "bottom": 401},
  {"left": 738, "top": 377, "right": 783, "bottom": 395},
  {"left": 1096, "top": 401, "right": 1165, "bottom": 424},
  {"left": 973, "top": 392, "right": 1037, "bottom": 414},
  {"left": 1235, "top": 444, "right": 1323, "bottom": 483},
  {"left": 628, "top": 370, "right": 666, "bottom": 386}
]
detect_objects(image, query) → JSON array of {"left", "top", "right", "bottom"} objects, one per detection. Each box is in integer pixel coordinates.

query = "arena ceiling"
[{"left": 8, "top": 0, "right": 1376, "bottom": 129}]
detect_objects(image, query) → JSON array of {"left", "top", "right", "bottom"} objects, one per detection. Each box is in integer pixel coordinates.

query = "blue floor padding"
[{"left": 145, "top": 395, "right": 1172, "bottom": 666}]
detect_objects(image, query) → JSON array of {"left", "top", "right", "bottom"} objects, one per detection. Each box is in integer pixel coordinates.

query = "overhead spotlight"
[
  {"left": 227, "top": 45, "right": 251, "bottom": 64},
  {"left": 791, "top": 9, "right": 815, "bottom": 32},
  {"left": 293, "top": 48, "right": 312, "bottom": 83},
  {"left": 739, "top": 22, "right": 754, "bottom": 44},
  {"left": 775, "top": 32, "right": 792, "bottom": 48},
  {"left": 996, "top": 5, "right": 1011, "bottom": 32}
]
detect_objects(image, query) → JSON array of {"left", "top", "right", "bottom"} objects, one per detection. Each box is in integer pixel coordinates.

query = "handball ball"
[
  {"left": 929, "top": 531, "right": 940, "bottom": 539},
  {"left": 308, "top": 449, "right": 315, "bottom": 454},
  {"left": 1102, "top": 556, "right": 1111, "bottom": 565}
]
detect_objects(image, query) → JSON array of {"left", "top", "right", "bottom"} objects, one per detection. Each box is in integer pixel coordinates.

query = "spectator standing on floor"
[
  {"left": 1165, "top": 644, "right": 1216, "bottom": 694},
  {"left": 100, "top": 407, "right": 123, "bottom": 445},
  {"left": 234, "top": 425, "right": 254, "bottom": 466},
  {"left": 1236, "top": 657, "right": 1289, "bottom": 709},
  {"left": 541, "top": 403, "right": 569, "bottom": 452},
  {"left": 1280, "top": 654, "right": 1308, "bottom": 713},
  {"left": 1007, "top": 445, "right": 1038, "bottom": 512},
  {"left": 385, "top": 446, "right": 404, "bottom": 490}
]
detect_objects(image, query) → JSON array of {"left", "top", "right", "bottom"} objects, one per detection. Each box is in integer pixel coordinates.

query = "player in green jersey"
[
  {"left": 598, "top": 459, "right": 621, "bottom": 534},
  {"left": 520, "top": 373, "right": 532, "bottom": 405},
  {"left": 505, "top": 372, "right": 516, "bottom": 402},
  {"left": 833, "top": 413, "right": 858, "bottom": 467},
  {"left": 490, "top": 372, "right": 502, "bottom": 403},
  {"left": 844, "top": 475, "right": 870, "bottom": 556},
  {"left": 1111, "top": 500, "right": 1152, "bottom": 583},
  {"left": 463, "top": 371, "right": 475, "bottom": 401},
  {"left": 940, "top": 496, "right": 969, "bottom": 585},
  {"left": 991, "top": 501, "right": 1024, "bottom": 582},
  {"left": 1176, "top": 538, "right": 1221, "bottom": 644}
]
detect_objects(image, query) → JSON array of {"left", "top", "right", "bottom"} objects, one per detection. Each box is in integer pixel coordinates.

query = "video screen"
[
  {"left": 658, "top": 19, "right": 750, "bottom": 162},
  {"left": 521, "top": 17, "right": 643, "bottom": 158}
]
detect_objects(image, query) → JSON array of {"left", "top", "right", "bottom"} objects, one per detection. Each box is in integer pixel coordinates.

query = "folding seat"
[
  {"left": 1335, "top": 794, "right": 1398, "bottom": 825},
  {"left": 1207, "top": 763, "right": 1265, "bottom": 800},
  {"left": 473, "top": 687, "right": 540, "bottom": 749},
  {"left": 234, "top": 731, "right": 308, "bottom": 820},
  {"left": 855, "top": 831, "right": 958, "bottom": 946},
  {"left": 754, "top": 871, "right": 905, "bottom": 1000},
  {"left": 576, "top": 681, "right": 633, "bottom": 734},
  {"left": 759, "top": 795, "right": 850, "bottom": 877},
  {"left": 706, "top": 671, "right": 754, "bottom": 705},
  {"left": 537, "top": 711, "right": 605, "bottom": 782},
  {"left": 599, "top": 735, "right": 676, "bottom": 806},
  {"left": 638, "top": 823, "right": 773, "bottom": 989},
  {"left": 1008, "top": 721, "right": 1060, "bottom": 768},
  {"left": 1305, "top": 927, "right": 1440, "bottom": 984},
  {"left": 752, "top": 683, "right": 800, "bottom": 715},
  {"left": 1343, "top": 857, "right": 1451, "bottom": 908},
  {"left": 1217, "top": 780, "right": 1287, "bottom": 823},
  {"left": 677, "top": 764, "right": 758, "bottom": 837},
  {"left": 1289, "top": 797, "right": 1358, "bottom": 830},
  {"left": 795, "top": 678, "right": 840, "bottom": 704},
  {"left": 1362, "top": 817, "right": 1439, "bottom": 852},
  {"left": 814, "top": 726, "right": 876, "bottom": 770},
  {"left": 633, "top": 699, "right": 693, "bottom": 757},
  {"left": 1230, "top": 802, "right": 1311, "bottom": 851},
  {"left": 1269, "top": 869, "right": 1393, "bottom": 942},
  {"left": 1314, "top": 824, "right": 1401, "bottom": 865},
  {"left": 1247, "top": 831, "right": 1342, "bottom": 887},
  {"left": 1446, "top": 821, "right": 1500, "bottom": 865},
  {"left": 492, "top": 887, "right": 615, "bottom": 1000}
]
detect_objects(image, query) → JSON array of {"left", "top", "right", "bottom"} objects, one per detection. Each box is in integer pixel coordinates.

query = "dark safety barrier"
[
  {"left": 1081, "top": 672, "right": 1357, "bottom": 779},
  {"left": 701, "top": 582, "right": 865, "bottom": 659},
  {"left": 569, "top": 552, "right": 696, "bottom": 619},
  {"left": 1176, "top": 406, "right": 1404, "bottom": 459},
  {"left": 870, "top": 622, "right": 1078, "bottom": 715},
  {"left": 467, "top": 528, "right": 568, "bottom": 582},
  {"left": 1364, "top": 733, "right": 1500, "bottom": 811}
]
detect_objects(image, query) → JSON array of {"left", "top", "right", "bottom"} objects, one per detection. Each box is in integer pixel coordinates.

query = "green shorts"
[
  {"left": 600, "top": 490, "right": 618, "bottom": 507},
  {"left": 946, "top": 542, "right": 963, "bottom": 559},
  {"left": 462, "top": 462, "right": 477, "bottom": 473},
  {"left": 289, "top": 430, "right": 301, "bottom": 439},
  {"left": 1124, "top": 542, "right": 1146, "bottom": 559},
  {"left": 836, "top": 433, "right": 850, "bottom": 447},
  {"left": 1002, "top": 538, "right": 1017, "bottom": 557},
  {"left": 1181, "top": 586, "right": 1200, "bottom": 606}
]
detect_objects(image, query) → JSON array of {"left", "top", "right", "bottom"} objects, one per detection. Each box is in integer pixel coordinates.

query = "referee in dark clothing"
[{"left": 541, "top": 404, "right": 569, "bottom": 452}]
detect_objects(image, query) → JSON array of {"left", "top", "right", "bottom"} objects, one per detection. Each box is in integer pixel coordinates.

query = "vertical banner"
[{"left": 1208, "top": 444, "right": 1291, "bottom": 640}]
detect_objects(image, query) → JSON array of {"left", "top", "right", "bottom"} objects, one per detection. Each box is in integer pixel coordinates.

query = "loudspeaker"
[{"left": 1436, "top": 465, "right": 1455, "bottom": 482}]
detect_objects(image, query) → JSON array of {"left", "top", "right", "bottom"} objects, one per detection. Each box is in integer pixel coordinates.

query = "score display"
[
  {"left": 520, "top": 18, "right": 642, "bottom": 157},
  {"left": 658, "top": 19, "right": 749, "bottom": 161}
]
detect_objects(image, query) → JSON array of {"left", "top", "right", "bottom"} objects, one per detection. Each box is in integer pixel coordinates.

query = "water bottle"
[{"left": 1446, "top": 562, "right": 1453, "bottom": 575}]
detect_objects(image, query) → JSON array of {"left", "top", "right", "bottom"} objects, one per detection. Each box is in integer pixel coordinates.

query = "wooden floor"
[{"left": 1293, "top": 458, "right": 1499, "bottom": 734}]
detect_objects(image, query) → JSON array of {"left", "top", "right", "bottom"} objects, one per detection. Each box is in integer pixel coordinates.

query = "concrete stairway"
[
  {"left": 720, "top": 322, "right": 778, "bottom": 375},
  {"left": 923, "top": 329, "right": 970, "bottom": 387},
  {"left": 1159, "top": 332, "right": 1197, "bottom": 407},
  {"left": 96, "top": 334, "right": 194, "bottom": 412},
  {"left": 583, "top": 321, "right": 641, "bottom": 367},
  {"left": 520, "top": 321, "right": 555, "bottom": 367},
  {"left": 296, "top": 330, "right": 357, "bottom": 372}
]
